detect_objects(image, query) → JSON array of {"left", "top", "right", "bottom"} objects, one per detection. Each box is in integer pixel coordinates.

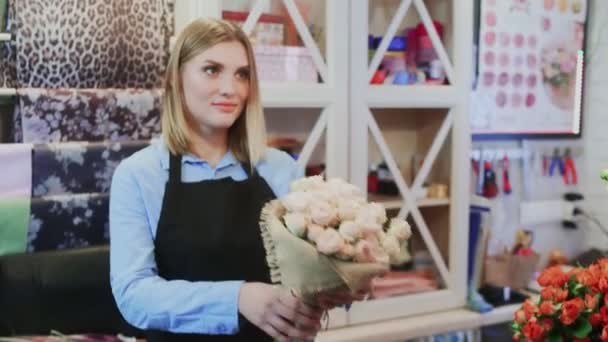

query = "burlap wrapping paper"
[{"left": 259, "top": 200, "right": 389, "bottom": 304}]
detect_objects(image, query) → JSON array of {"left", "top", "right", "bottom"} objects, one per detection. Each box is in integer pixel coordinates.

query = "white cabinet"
[{"left": 175, "top": 0, "right": 472, "bottom": 332}]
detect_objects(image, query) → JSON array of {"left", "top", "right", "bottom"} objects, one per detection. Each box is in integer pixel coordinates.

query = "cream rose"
[
  {"left": 281, "top": 191, "right": 311, "bottom": 213},
  {"left": 335, "top": 243, "right": 356, "bottom": 261},
  {"left": 310, "top": 200, "right": 338, "bottom": 227},
  {"left": 338, "top": 220, "right": 362, "bottom": 243},
  {"left": 354, "top": 239, "right": 389, "bottom": 264},
  {"left": 355, "top": 208, "right": 382, "bottom": 234},
  {"left": 381, "top": 235, "right": 401, "bottom": 260},
  {"left": 306, "top": 223, "right": 325, "bottom": 244},
  {"left": 337, "top": 198, "right": 361, "bottom": 221},
  {"left": 283, "top": 212, "right": 309, "bottom": 238},
  {"left": 316, "top": 228, "right": 345, "bottom": 255},
  {"left": 369, "top": 202, "right": 387, "bottom": 225},
  {"left": 290, "top": 175, "right": 325, "bottom": 192},
  {"left": 388, "top": 218, "right": 412, "bottom": 242}
]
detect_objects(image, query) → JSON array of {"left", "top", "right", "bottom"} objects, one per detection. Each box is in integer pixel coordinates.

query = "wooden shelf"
[
  {"left": 368, "top": 193, "right": 450, "bottom": 210},
  {"left": 0, "top": 88, "right": 16, "bottom": 97},
  {"left": 318, "top": 303, "right": 521, "bottom": 342}
]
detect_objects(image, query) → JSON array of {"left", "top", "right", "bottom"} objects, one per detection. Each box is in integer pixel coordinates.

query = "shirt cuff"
[{"left": 225, "top": 280, "right": 246, "bottom": 334}]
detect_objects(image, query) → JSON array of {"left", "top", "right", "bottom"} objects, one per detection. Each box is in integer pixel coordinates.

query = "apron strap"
[{"left": 168, "top": 153, "right": 182, "bottom": 184}]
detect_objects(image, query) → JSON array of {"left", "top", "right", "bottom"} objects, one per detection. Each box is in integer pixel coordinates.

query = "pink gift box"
[{"left": 254, "top": 45, "right": 318, "bottom": 83}]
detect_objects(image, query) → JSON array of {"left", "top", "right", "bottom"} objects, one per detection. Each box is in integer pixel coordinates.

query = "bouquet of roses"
[
  {"left": 512, "top": 258, "right": 608, "bottom": 342},
  {"left": 259, "top": 176, "right": 412, "bottom": 304}
]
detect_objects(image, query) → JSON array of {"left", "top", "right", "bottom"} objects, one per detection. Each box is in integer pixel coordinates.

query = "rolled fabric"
[
  {"left": 0, "top": 0, "right": 16, "bottom": 88},
  {"left": 0, "top": 143, "right": 32, "bottom": 199},
  {"left": 32, "top": 140, "right": 149, "bottom": 197},
  {"left": 12, "top": 0, "right": 173, "bottom": 88},
  {"left": 27, "top": 193, "right": 109, "bottom": 252},
  {"left": 0, "top": 197, "right": 30, "bottom": 256},
  {"left": 17, "top": 88, "right": 162, "bottom": 143}
]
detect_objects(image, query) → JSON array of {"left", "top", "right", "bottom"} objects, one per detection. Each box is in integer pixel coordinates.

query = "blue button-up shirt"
[{"left": 109, "top": 138, "right": 303, "bottom": 334}]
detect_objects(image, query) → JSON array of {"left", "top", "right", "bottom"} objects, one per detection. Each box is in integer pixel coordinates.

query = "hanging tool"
[
  {"left": 548, "top": 148, "right": 565, "bottom": 177},
  {"left": 483, "top": 161, "right": 499, "bottom": 198},
  {"left": 563, "top": 148, "right": 578, "bottom": 185},
  {"left": 542, "top": 152, "right": 548, "bottom": 176},
  {"left": 476, "top": 154, "right": 485, "bottom": 195},
  {"left": 502, "top": 155, "right": 512, "bottom": 194}
]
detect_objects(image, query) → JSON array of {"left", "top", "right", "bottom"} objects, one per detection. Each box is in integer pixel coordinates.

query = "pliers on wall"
[
  {"left": 563, "top": 148, "right": 578, "bottom": 185},
  {"left": 548, "top": 148, "right": 565, "bottom": 177}
]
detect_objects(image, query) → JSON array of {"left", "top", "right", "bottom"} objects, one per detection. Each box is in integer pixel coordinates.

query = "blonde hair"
[{"left": 161, "top": 18, "right": 267, "bottom": 165}]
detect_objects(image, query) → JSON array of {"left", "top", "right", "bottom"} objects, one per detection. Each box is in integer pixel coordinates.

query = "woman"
[{"left": 110, "top": 18, "right": 354, "bottom": 341}]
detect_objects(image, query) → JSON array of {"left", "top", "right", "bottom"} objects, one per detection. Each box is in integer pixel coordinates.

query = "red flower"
[
  {"left": 602, "top": 325, "right": 608, "bottom": 342},
  {"left": 578, "top": 269, "right": 600, "bottom": 289},
  {"left": 523, "top": 299, "right": 538, "bottom": 320},
  {"left": 538, "top": 266, "right": 569, "bottom": 287},
  {"left": 559, "top": 297, "right": 584, "bottom": 325},
  {"left": 522, "top": 321, "right": 545, "bottom": 341},
  {"left": 554, "top": 288, "right": 569, "bottom": 302},
  {"left": 590, "top": 312, "right": 603, "bottom": 327},
  {"left": 601, "top": 306, "right": 608, "bottom": 324},
  {"left": 540, "top": 318, "right": 553, "bottom": 332},
  {"left": 585, "top": 293, "right": 598, "bottom": 310},
  {"left": 599, "top": 275, "right": 608, "bottom": 293},
  {"left": 539, "top": 301, "right": 555, "bottom": 316},
  {"left": 573, "top": 338, "right": 590, "bottom": 342},
  {"left": 512, "top": 332, "right": 522, "bottom": 342},
  {"left": 514, "top": 309, "right": 527, "bottom": 324},
  {"left": 541, "top": 287, "right": 555, "bottom": 301}
]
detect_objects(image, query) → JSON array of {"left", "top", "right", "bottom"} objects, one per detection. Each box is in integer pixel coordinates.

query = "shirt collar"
[{"left": 157, "top": 138, "right": 239, "bottom": 171}]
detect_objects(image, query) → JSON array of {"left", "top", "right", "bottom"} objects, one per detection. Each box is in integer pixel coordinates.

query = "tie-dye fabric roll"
[
  {"left": 27, "top": 193, "right": 109, "bottom": 252},
  {"left": 17, "top": 88, "right": 161, "bottom": 143},
  {"left": 32, "top": 140, "right": 149, "bottom": 197}
]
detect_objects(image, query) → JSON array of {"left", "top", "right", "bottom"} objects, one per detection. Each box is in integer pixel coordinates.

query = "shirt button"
[{"left": 218, "top": 323, "right": 227, "bottom": 333}]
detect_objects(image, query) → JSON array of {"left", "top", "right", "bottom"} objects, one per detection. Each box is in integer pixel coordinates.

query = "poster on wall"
[{"left": 471, "top": 0, "right": 587, "bottom": 138}]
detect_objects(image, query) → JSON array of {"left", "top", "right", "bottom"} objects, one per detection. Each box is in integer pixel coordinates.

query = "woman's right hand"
[{"left": 238, "top": 282, "right": 323, "bottom": 341}]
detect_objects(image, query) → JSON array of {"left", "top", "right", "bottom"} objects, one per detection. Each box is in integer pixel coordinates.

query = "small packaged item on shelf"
[
  {"left": 254, "top": 45, "right": 318, "bottom": 83},
  {"left": 222, "top": 11, "right": 285, "bottom": 46},
  {"left": 413, "top": 20, "right": 447, "bottom": 84},
  {"left": 483, "top": 230, "right": 540, "bottom": 290},
  {"left": 377, "top": 162, "right": 399, "bottom": 196},
  {"left": 427, "top": 183, "right": 448, "bottom": 199}
]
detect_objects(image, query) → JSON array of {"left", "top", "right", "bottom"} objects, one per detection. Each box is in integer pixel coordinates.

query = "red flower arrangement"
[{"left": 512, "top": 259, "right": 608, "bottom": 342}]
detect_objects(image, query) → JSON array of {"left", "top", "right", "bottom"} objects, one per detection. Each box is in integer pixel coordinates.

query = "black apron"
[{"left": 147, "top": 153, "right": 275, "bottom": 341}]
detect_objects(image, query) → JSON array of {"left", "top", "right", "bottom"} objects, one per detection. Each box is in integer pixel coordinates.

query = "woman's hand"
[{"left": 238, "top": 282, "right": 323, "bottom": 342}]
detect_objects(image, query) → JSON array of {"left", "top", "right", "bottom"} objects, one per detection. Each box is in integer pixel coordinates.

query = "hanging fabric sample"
[
  {"left": 0, "top": 143, "right": 32, "bottom": 199},
  {"left": 0, "top": 143, "right": 33, "bottom": 255},
  {"left": 27, "top": 193, "right": 109, "bottom": 252},
  {"left": 12, "top": 0, "right": 174, "bottom": 88},
  {"left": 0, "top": 0, "right": 16, "bottom": 88},
  {"left": 17, "top": 88, "right": 162, "bottom": 143},
  {"left": 32, "top": 140, "right": 149, "bottom": 197}
]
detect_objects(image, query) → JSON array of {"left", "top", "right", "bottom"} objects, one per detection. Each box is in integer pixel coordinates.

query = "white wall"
[
  {"left": 581, "top": 0, "right": 608, "bottom": 251},
  {"left": 474, "top": 0, "right": 608, "bottom": 267}
]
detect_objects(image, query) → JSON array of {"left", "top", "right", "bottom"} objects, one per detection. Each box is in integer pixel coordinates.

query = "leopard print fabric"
[
  {"left": 0, "top": 0, "right": 17, "bottom": 88},
  {"left": 12, "top": 0, "right": 174, "bottom": 88}
]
